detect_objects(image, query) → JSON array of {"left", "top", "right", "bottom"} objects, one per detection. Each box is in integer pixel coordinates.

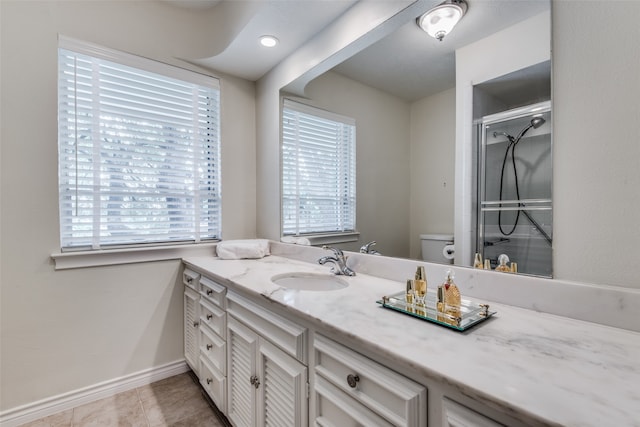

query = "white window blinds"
[
  {"left": 282, "top": 100, "right": 356, "bottom": 236},
  {"left": 57, "top": 38, "right": 221, "bottom": 250}
]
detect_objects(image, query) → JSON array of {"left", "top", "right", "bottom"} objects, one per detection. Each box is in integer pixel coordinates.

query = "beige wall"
[
  {"left": 297, "top": 71, "right": 411, "bottom": 258},
  {"left": 409, "top": 88, "right": 456, "bottom": 259},
  {"left": 552, "top": 1, "right": 640, "bottom": 287},
  {"left": 0, "top": 1, "right": 256, "bottom": 411}
]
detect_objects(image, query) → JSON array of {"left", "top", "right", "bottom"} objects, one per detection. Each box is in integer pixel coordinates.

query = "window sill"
[
  {"left": 284, "top": 232, "right": 360, "bottom": 246},
  {"left": 51, "top": 243, "right": 218, "bottom": 270}
]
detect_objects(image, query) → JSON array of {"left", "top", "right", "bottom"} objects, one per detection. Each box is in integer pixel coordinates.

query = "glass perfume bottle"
[
  {"left": 495, "top": 254, "right": 511, "bottom": 272},
  {"left": 443, "top": 269, "right": 461, "bottom": 323},
  {"left": 473, "top": 253, "right": 483, "bottom": 269},
  {"left": 414, "top": 266, "right": 427, "bottom": 304}
]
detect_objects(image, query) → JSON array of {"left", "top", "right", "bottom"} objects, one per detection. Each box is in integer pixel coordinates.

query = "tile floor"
[{"left": 19, "top": 372, "right": 228, "bottom": 427}]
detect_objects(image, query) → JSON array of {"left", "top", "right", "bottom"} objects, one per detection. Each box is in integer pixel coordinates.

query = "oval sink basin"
[{"left": 271, "top": 272, "right": 348, "bottom": 291}]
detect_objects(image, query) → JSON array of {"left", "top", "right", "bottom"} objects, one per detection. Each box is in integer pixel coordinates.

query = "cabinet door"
[
  {"left": 256, "top": 339, "right": 308, "bottom": 427},
  {"left": 184, "top": 287, "right": 200, "bottom": 375},
  {"left": 227, "top": 315, "right": 258, "bottom": 427}
]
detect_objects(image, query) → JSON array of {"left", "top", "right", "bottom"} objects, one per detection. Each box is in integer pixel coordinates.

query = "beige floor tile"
[
  {"left": 18, "top": 409, "right": 73, "bottom": 427},
  {"left": 142, "top": 389, "right": 213, "bottom": 427},
  {"left": 19, "top": 373, "right": 224, "bottom": 427},
  {"left": 72, "top": 389, "right": 148, "bottom": 427}
]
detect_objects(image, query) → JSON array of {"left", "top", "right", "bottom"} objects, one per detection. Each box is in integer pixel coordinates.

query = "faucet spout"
[
  {"left": 359, "top": 241, "right": 381, "bottom": 255},
  {"left": 318, "top": 246, "right": 355, "bottom": 276}
]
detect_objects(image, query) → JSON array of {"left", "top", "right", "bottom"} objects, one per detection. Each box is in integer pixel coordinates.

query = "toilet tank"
[{"left": 420, "top": 234, "right": 454, "bottom": 264}]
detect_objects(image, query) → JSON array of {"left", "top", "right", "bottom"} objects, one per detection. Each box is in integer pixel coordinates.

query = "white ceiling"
[
  {"left": 333, "top": 0, "right": 550, "bottom": 101},
  {"left": 164, "top": 0, "right": 550, "bottom": 100},
  {"left": 166, "top": 0, "right": 357, "bottom": 81}
]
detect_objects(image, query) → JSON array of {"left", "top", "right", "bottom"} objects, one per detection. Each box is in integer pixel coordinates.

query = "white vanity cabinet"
[
  {"left": 313, "top": 334, "right": 427, "bottom": 427},
  {"left": 183, "top": 268, "right": 228, "bottom": 412},
  {"left": 226, "top": 291, "right": 308, "bottom": 427},
  {"left": 183, "top": 268, "right": 201, "bottom": 376}
]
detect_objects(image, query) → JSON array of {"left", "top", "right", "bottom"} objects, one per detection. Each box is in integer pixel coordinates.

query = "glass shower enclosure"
[{"left": 477, "top": 101, "right": 552, "bottom": 276}]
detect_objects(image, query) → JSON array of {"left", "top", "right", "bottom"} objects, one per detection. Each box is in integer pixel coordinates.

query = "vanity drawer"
[
  {"left": 227, "top": 290, "right": 307, "bottom": 363},
  {"left": 314, "top": 334, "right": 426, "bottom": 427},
  {"left": 183, "top": 268, "right": 200, "bottom": 291},
  {"left": 200, "top": 322, "right": 226, "bottom": 375},
  {"left": 200, "top": 276, "right": 226, "bottom": 308},
  {"left": 200, "top": 355, "right": 226, "bottom": 413},
  {"left": 315, "top": 374, "right": 394, "bottom": 427},
  {"left": 442, "top": 398, "right": 503, "bottom": 427},
  {"left": 200, "top": 298, "right": 226, "bottom": 339}
]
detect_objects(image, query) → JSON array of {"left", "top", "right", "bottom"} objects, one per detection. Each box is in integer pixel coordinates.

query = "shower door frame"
[{"left": 476, "top": 100, "right": 552, "bottom": 276}]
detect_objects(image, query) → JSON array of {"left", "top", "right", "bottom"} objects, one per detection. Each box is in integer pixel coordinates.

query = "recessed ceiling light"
[{"left": 259, "top": 35, "right": 279, "bottom": 48}]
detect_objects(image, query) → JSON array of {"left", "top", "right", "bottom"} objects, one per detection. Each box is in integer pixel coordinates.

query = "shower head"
[{"left": 531, "top": 117, "right": 545, "bottom": 129}]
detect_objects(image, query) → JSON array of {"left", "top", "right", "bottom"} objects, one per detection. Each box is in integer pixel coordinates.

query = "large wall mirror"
[{"left": 281, "top": 0, "right": 551, "bottom": 276}]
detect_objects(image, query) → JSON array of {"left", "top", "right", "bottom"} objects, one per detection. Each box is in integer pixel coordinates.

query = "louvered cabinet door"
[
  {"left": 256, "top": 338, "right": 308, "bottom": 427},
  {"left": 184, "top": 287, "right": 200, "bottom": 375},
  {"left": 227, "top": 316, "right": 258, "bottom": 427}
]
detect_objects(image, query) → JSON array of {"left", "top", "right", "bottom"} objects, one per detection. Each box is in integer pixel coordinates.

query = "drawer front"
[
  {"left": 200, "top": 298, "right": 226, "bottom": 339},
  {"left": 200, "top": 322, "right": 226, "bottom": 375},
  {"left": 227, "top": 290, "right": 307, "bottom": 363},
  {"left": 314, "top": 375, "right": 393, "bottom": 427},
  {"left": 442, "top": 398, "right": 504, "bottom": 427},
  {"left": 200, "top": 356, "right": 227, "bottom": 413},
  {"left": 200, "top": 276, "right": 226, "bottom": 308},
  {"left": 183, "top": 268, "right": 200, "bottom": 291},
  {"left": 314, "top": 334, "right": 426, "bottom": 427}
]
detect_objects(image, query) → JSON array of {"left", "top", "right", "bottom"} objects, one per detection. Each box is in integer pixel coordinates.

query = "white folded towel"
[
  {"left": 216, "top": 239, "right": 270, "bottom": 260},
  {"left": 280, "top": 236, "right": 311, "bottom": 245}
]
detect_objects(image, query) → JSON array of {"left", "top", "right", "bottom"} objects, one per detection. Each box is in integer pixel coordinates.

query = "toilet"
[{"left": 420, "top": 234, "right": 454, "bottom": 264}]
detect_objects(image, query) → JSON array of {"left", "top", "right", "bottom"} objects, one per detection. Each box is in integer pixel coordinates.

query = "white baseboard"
[{"left": 0, "top": 359, "right": 189, "bottom": 427}]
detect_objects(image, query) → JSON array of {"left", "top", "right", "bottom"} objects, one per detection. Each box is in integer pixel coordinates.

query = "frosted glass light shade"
[{"left": 417, "top": 1, "right": 467, "bottom": 41}]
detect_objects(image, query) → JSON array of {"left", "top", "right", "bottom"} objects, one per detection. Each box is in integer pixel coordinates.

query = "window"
[
  {"left": 57, "top": 37, "right": 220, "bottom": 250},
  {"left": 281, "top": 100, "right": 356, "bottom": 236}
]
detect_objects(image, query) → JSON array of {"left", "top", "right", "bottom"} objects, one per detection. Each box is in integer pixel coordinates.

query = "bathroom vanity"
[{"left": 182, "top": 243, "right": 640, "bottom": 427}]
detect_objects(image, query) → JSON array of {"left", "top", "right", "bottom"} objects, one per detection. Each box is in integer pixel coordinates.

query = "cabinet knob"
[
  {"left": 347, "top": 374, "right": 360, "bottom": 388},
  {"left": 193, "top": 321, "right": 199, "bottom": 328},
  {"left": 206, "top": 378, "right": 212, "bottom": 385},
  {"left": 207, "top": 289, "right": 213, "bottom": 295},
  {"left": 206, "top": 344, "right": 213, "bottom": 350},
  {"left": 207, "top": 314, "right": 213, "bottom": 320},
  {"left": 250, "top": 375, "right": 260, "bottom": 389},
  {"left": 186, "top": 277, "right": 193, "bottom": 284}
]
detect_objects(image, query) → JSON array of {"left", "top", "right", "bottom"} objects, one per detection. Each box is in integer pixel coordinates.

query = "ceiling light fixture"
[
  {"left": 259, "top": 35, "right": 279, "bottom": 48},
  {"left": 417, "top": 0, "right": 467, "bottom": 42}
]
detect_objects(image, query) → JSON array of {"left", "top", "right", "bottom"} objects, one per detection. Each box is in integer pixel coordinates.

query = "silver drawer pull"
[
  {"left": 207, "top": 314, "right": 213, "bottom": 320},
  {"left": 347, "top": 374, "right": 360, "bottom": 388},
  {"left": 206, "top": 344, "right": 213, "bottom": 350},
  {"left": 206, "top": 378, "right": 212, "bottom": 385},
  {"left": 206, "top": 289, "right": 213, "bottom": 296}
]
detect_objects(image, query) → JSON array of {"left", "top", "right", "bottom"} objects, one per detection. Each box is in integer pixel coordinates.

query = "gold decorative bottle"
[
  {"left": 495, "top": 254, "right": 511, "bottom": 272},
  {"left": 414, "top": 266, "right": 427, "bottom": 304},
  {"left": 443, "top": 270, "right": 461, "bottom": 325},
  {"left": 473, "top": 253, "right": 483, "bottom": 269}
]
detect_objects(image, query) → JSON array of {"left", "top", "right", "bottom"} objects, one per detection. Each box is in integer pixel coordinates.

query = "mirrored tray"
[{"left": 376, "top": 291, "right": 496, "bottom": 331}]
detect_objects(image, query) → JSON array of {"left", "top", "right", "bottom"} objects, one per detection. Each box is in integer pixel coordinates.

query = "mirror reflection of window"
[{"left": 281, "top": 100, "right": 356, "bottom": 237}]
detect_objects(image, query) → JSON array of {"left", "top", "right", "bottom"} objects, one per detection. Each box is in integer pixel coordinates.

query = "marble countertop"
[{"left": 183, "top": 254, "right": 640, "bottom": 427}]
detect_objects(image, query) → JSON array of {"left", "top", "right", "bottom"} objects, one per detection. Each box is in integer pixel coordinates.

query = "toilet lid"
[{"left": 419, "top": 233, "right": 454, "bottom": 241}]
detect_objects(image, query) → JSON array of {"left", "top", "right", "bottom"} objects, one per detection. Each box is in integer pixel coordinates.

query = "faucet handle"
[
  {"left": 322, "top": 245, "right": 344, "bottom": 257},
  {"left": 359, "top": 241, "right": 376, "bottom": 253}
]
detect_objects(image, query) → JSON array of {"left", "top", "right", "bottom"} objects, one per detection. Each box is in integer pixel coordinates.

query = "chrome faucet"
[
  {"left": 318, "top": 245, "right": 356, "bottom": 276},
  {"left": 359, "top": 241, "right": 381, "bottom": 255}
]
